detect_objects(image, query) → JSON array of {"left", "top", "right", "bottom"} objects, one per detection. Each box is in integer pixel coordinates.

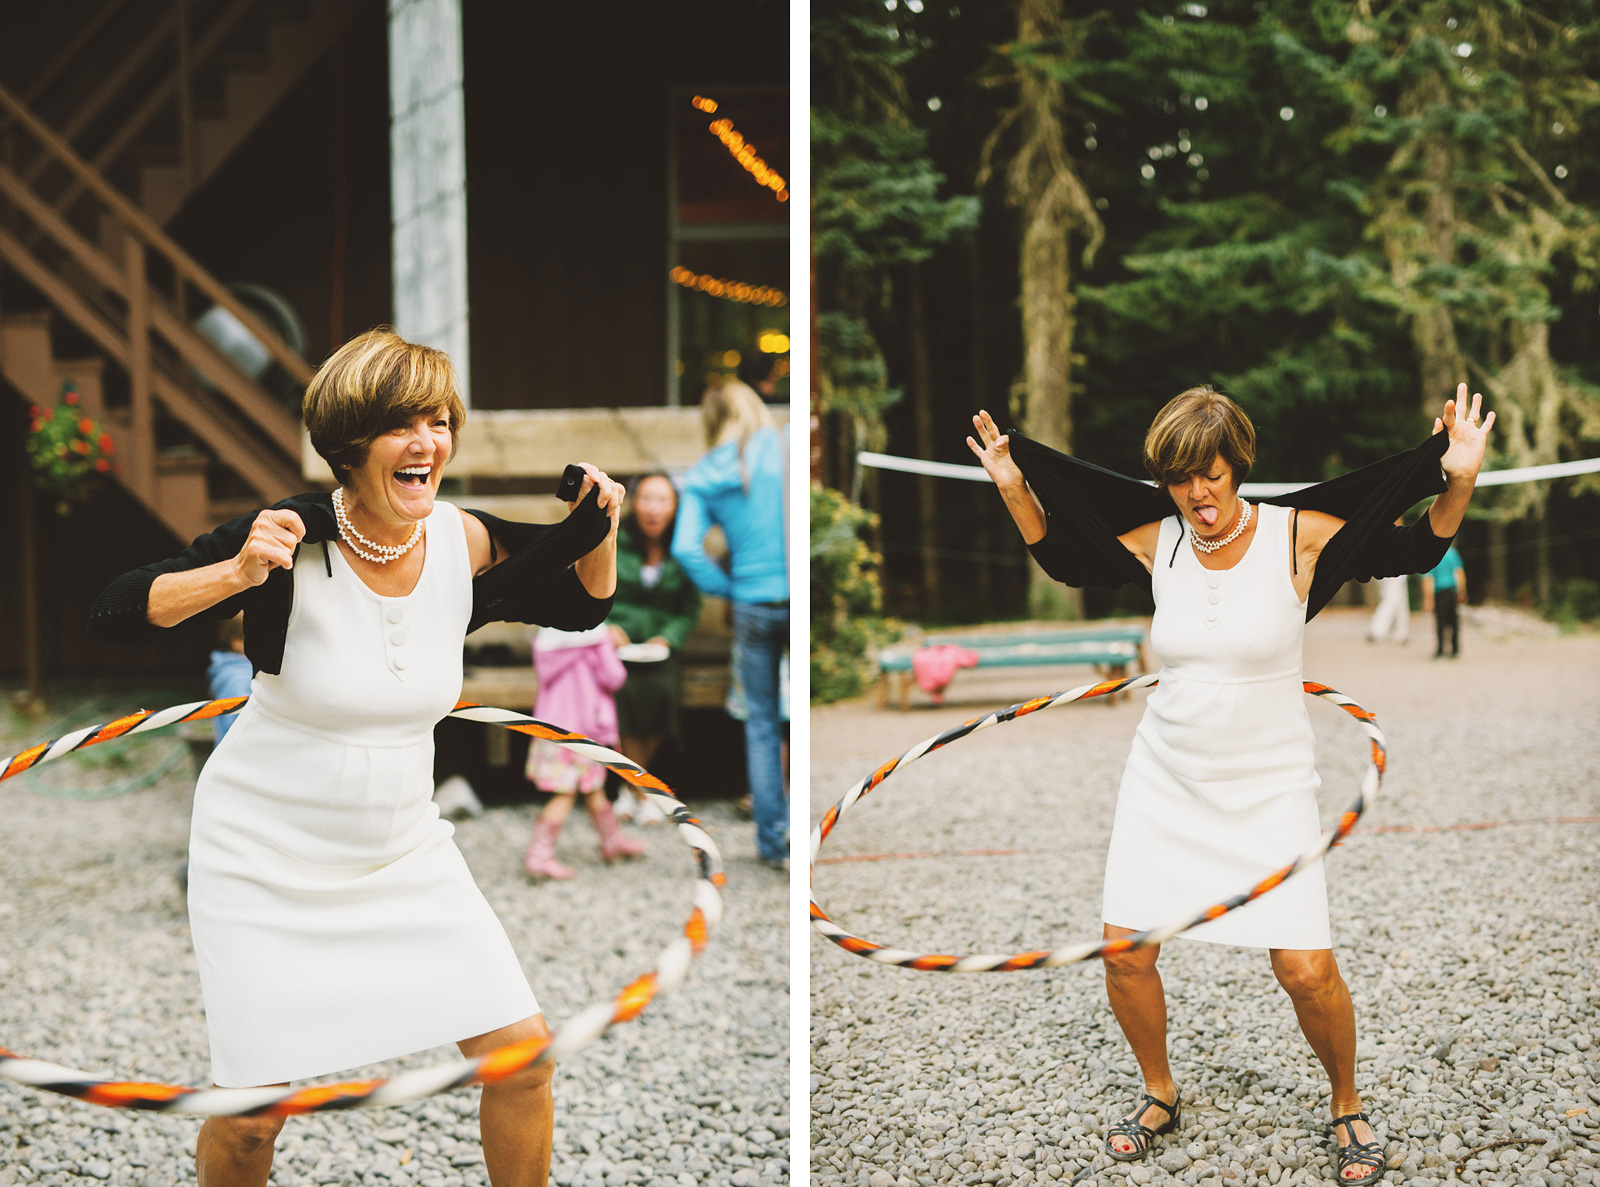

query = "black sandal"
[
  {"left": 1104, "top": 1090, "right": 1181, "bottom": 1162},
  {"left": 1329, "top": 1111, "right": 1385, "bottom": 1186}
]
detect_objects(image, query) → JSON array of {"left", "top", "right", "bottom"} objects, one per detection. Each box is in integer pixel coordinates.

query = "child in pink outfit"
[{"left": 523, "top": 625, "right": 647, "bottom": 879}]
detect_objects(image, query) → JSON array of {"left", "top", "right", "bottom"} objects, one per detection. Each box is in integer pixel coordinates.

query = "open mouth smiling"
[{"left": 394, "top": 464, "right": 432, "bottom": 488}]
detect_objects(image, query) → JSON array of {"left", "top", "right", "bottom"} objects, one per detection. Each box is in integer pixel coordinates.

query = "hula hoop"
[
  {"left": 809, "top": 674, "right": 1385, "bottom": 972},
  {"left": 0, "top": 697, "right": 724, "bottom": 1116}
]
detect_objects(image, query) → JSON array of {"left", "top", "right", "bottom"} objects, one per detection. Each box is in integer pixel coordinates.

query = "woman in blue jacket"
[{"left": 672, "top": 381, "right": 789, "bottom": 868}]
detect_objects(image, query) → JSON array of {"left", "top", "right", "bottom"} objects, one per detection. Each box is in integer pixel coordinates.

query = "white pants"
[{"left": 1368, "top": 576, "right": 1410, "bottom": 643}]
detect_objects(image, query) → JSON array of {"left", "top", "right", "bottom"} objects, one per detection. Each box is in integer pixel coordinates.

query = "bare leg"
[
  {"left": 460, "top": 1014, "right": 555, "bottom": 1187},
  {"left": 1101, "top": 924, "right": 1178, "bottom": 1155},
  {"left": 619, "top": 734, "right": 661, "bottom": 771},
  {"left": 1270, "top": 949, "right": 1378, "bottom": 1177},
  {"left": 537, "top": 793, "right": 577, "bottom": 827},
  {"left": 195, "top": 1086, "right": 287, "bottom": 1187}
]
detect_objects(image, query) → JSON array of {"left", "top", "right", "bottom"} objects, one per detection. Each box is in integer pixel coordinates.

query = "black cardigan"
[
  {"left": 87, "top": 488, "right": 615, "bottom": 673},
  {"left": 1009, "top": 429, "right": 1455, "bottom": 621}
]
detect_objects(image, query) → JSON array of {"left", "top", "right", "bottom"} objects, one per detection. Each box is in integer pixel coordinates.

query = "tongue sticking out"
[{"left": 1196, "top": 506, "right": 1219, "bottom": 527}]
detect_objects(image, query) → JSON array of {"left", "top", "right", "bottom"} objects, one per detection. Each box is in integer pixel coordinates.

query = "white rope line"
[{"left": 857, "top": 450, "right": 1600, "bottom": 492}]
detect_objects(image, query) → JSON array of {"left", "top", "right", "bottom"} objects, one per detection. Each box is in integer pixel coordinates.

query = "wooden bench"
[{"left": 875, "top": 624, "right": 1149, "bottom": 711}]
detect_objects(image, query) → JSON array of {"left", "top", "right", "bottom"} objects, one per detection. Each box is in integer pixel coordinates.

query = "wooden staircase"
[
  {"left": 17, "top": 0, "right": 360, "bottom": 227},
  {"left": 0, "top": 78, "right": 313, "bottom": 545}
]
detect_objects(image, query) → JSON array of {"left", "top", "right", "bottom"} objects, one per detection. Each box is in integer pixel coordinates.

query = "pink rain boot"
[
  {"left": 523, "top": 817, "right": 575, "bottom": 880},
  {"left": 592, "top": 798, "right": 646, "bottom": 862}
]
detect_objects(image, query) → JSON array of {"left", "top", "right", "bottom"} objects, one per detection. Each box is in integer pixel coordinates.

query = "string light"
[
  {"left": 670, "top": 266, "right": 787, "bottom": 307},
  {"left": 705, "top": 115, "right": 787, "bottom": 202},
  {"left": 691, "top": 96, "right": 718, "bottom": 113}
]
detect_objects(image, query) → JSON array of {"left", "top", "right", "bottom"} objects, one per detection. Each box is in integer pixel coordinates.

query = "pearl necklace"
[
  {"left": 332, "top": 486, "right": 422, "bottom": 564},
  {"left": 1188, "top": 498, "right": 1251, "bottom": 555}
]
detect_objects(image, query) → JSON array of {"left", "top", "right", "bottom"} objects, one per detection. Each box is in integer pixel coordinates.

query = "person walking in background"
[
  {"left": 1367, "top": 522, "right": 1411, "bottom": 645},
  {"left": 608, "top": 474, "right": 701, "bottom": 824},
  {"left": 522, "top": 625, "right": 645, "bottom": 879},
  {"left": 673, "top": 381, "right": 790, "bottom": 870},
  {"left": 1421, "top": 544, "right": 1467, "bottom": 658}
]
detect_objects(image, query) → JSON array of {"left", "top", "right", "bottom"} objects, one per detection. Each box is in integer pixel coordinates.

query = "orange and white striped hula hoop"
[
  {"left": 810, "top": 674, "right": 1385, "bottom": 972},
  {"left": 0, "top": 697, "right": 724, "bottom": 1116}
]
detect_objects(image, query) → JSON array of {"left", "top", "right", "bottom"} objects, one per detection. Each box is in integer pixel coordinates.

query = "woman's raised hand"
[
  {"left": 966, "top": 410, "right": 1026, "bottom": 492},
  {"left": 233, "top": 509, "right": 306, "bottom": 587},
  {"left": 1433, "top": 383, "right": 1496, "bottom": 487},
  {"left": 571, "top": 463, "right": 625, "bottom": 531}
]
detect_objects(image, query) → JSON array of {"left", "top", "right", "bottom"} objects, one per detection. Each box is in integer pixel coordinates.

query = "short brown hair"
[
  {"left": 303, "top": 328, "right": 466, "bottom": 480},
  {"left": 1142, "top": 385, "right": 1256, "bottom": 488}
]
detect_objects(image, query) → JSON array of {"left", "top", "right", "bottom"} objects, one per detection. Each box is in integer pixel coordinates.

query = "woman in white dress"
[
  {"left": 967, "top": 385, "right": 1493, "bottom": 1185},
  {"left": 90, "top": 330, "right": 625, "bottom": 1187}
]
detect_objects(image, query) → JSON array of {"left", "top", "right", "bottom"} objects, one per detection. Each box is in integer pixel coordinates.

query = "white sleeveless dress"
[
  {"left": 187, "top": 503, "right": 539, "bottom": 1087},
  {"left": 1101, "top": 501, "right": 1330, "bottom": 949}
]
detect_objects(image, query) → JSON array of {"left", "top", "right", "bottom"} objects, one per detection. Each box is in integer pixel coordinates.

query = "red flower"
[
  {"left": 63, "top": 391, "right": 80, "bottom": 406},
  {"left": 79, "top": 418, "right": 94, "bottom": 435},
  {"left": 28, "top": 406, "right": 42, "bottom": 418},
  {"left": 94, "top": 458, "right": 110, "bottom": 473},
  {"left": 30, "top": 420, "right": 43, "bottom": 433},
  {"left": 72, "top": 439, "right": 90, "bottom": 455},
  {"left": 38, "top": 408, "right": 53, "bottom": 421},
  {"left": 99, "top": 434, "right": 114, "bottom": 453}
]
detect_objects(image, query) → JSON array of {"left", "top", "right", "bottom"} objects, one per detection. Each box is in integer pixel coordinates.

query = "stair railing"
[{"left": 0, "top": 78, "right": 310, "bottom": 506}]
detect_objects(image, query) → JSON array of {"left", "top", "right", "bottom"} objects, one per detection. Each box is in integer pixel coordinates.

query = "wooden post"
[
  {"left": 126, "top": 235, "right": 155, "bottom": 500},
  {"left": 18, "top": 452, "right": 43, "bottom": 710},
  {"left": 175, "top": 0, "right": 195, "bottom": 189}
]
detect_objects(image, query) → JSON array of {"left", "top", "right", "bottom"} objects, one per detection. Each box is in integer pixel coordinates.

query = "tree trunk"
[
  {"left": 1485, "top": 517, "right": 1508, "bottom": 602},
  {"left": 1013, "top": 0, "right": 1083, "bottom": 620},
  {"left": 810, "top": 248, "right": 824, "bottom": 484},
  {"left": 18, "top": 455, "right": 43, "bottom": 710},
  {"left": 908, "top": 267, "right": 940, "bottom": 616},
  {"left": 970, "top": 237, "right": 992, "bottom": 610},
  {"left": 1393, "top": 74, "right": 1466, "bottom": 414},
  {"left": 1533, "top": 493, "right": 1552, "bottom": 606}
]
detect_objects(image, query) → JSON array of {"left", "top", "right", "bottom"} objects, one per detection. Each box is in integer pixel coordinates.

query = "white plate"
[{"left": 616, "top": 643, "right": 670, "bottom": 664}]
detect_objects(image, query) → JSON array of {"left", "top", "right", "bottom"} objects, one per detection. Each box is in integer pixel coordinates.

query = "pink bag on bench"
[{"left": 912, "top": 645, "right": 980, "bottom": 704}]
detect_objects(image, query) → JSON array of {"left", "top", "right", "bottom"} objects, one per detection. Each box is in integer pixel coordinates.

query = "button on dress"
[
  {"left": 1101, "top": 502, "right": 1331, "bottom": 949},
  {"left": 187, "top": 503, "right": 539, "bottom": 1087}
]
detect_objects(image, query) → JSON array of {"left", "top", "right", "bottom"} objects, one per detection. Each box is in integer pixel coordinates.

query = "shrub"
[{"left": 811, "top": 485, "right": 900, "bottom": 703}]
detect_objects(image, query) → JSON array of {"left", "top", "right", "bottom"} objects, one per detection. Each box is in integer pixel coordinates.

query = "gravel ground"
[
  {"left": 0, "top": 699, "right": 788, "bottom": 1187},
  {"left": 810, "top": 608, "right": 1600, "bottom": 1187}
]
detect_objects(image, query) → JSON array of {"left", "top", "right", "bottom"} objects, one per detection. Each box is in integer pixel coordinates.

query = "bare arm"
[
  {"left": 969, "top": 409, "right": 1161, "bottom": 573},
  {"left": 960, "top": 406, "right": 1049, "bottom": 540},
  {"left": 1424, "top": 384, "right": 1495, "bottom": 537},
  {"left": 966, "top": 410, "right": 1047, "bottom": 543},
  {"left": 147, "top": 509, "right": 304, "bottom": 627}
]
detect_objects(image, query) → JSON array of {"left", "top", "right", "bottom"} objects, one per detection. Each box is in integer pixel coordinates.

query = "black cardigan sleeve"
[
  {"left": 1009, "top": 434, "right": 1171, "bottom": 594},
  {"left": 87, "top": 513, "right": 259, "bottom": 642},
  {"left": 464, "top": 490, "right": 615, "bottom": 634}
]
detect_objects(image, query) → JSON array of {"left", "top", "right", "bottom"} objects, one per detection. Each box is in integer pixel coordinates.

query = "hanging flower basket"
[{"left": 26, "top": 384, "right": 119, "bottom": 516}]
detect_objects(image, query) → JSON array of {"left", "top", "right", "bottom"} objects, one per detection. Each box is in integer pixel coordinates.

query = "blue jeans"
[{"left": 733, "top": 602, "right": 789, "bottom": 862}]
